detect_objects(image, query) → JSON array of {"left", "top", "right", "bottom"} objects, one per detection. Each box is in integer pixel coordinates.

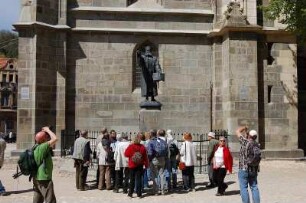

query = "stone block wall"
[
  {"left": 163, "top": 0, "right": 211, "bottom": 9},
  {"left": 71, "top": 0, "right": 128, "bottom": 7},
  {"left": 69, "top": 0, "right": 211, "bottom": 9},
  {"left": 70, "top": 11, "right": 213, "bottom": 32},
  {"left": 263, "top": 43, "right": 298, "bottom": 150},
  {"left": 212, "top": 38, "right": 223, "bottom": 129},
  {"left": 17, "top": 28, "right": 66, "bottom": 149},
  {"left": 36, "top": 0, "right": 59, "bottom": 25},
  {"left": 66, "top": 34, "right": 212, "bottom": 133},
  {"left": 17, "top": 29, "right": 37, "bottom": 150},
  {"left": 219, "top": 33, "right": 258, "bottom": 149}
]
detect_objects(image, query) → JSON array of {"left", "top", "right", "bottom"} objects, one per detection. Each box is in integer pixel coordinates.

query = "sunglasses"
[{"left": 219, "top": 140, "right": 225, "bottom": 142}]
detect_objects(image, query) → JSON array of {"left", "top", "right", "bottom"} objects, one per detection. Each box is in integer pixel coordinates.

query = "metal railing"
[{"left": 61, "top": 129, "right": 228, "bottom": 174}]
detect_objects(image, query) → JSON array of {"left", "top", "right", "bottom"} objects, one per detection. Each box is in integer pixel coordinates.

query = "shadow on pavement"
[
  {"left": 225, "top": 190, "right": 240, "bottom": 196},
  {"left": 7, "top": 188, "right": 33, "bottom": 195},
  {"left": 226, "top": 181, "right": 236, "bottom": 186},
  {"left": 195, "top": 181, "right": 209, "bottom": 187}
]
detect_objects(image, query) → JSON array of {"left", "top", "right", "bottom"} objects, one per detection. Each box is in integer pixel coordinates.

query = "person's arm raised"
[
  {"left": 235, "top": 126, "right": 246, "bottom": 139},
  {"left": 42, "top": 126, "right": 58, "bottom": 147}
]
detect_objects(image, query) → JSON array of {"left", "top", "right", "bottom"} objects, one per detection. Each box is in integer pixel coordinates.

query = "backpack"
[
  {"left": 169, "top": 142, "right": 179, "bottom": 157},
  {"left": 154, "top": 138, "right": 168, "bottom": 157},
  {"left": 131, "top": 151, "right": 143, "bottom": 166},
  {"left": 102, "top": 139, "right": 115, "bottom": 164},
  {"left": 13, "top": 145, "right": 42, "bottom": 181},
  {"left": 246, "top": 141, "right": 261, "bottom": 167},
  {"left": 105, "top": 147, "right": 115, "bottom": 164}
]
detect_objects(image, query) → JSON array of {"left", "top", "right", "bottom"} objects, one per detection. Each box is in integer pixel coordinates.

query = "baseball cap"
[
  {"left": 208, "top": 132, "right": 215, "bottom": 138},
  {"left": 249, "top": 130, "right": 258, "bottom": 137}
]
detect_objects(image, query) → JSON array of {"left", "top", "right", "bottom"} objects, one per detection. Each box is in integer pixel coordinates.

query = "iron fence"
[{"left": 60, "top": 129, "right": 228, "bottom": 174}]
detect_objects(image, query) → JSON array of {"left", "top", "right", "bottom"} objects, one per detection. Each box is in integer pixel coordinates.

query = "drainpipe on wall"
[{"left": 210, "top": 81, "right": 213, "bottom": 132}]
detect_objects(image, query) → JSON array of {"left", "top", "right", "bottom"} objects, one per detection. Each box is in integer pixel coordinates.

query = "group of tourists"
[
  {"left": 0, "top": 125, "right": 261, "bottom": 203},
  {"left": 71, "top": 126, "right": 261, "bottom": 202},
  {"left": 73, "top": 128, "right": 190, "bottom": 198}
]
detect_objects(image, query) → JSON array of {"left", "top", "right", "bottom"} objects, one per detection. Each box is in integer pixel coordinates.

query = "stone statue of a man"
[{"left": 136, "top": 46, "right": 163, "bottom": 103}]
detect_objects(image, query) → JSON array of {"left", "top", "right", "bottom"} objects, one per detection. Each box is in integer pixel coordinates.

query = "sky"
[{"left": 0, "top": 0, "right": 21, "bottom": 31}]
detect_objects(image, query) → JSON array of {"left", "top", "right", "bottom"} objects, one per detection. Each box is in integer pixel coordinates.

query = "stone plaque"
[{"left": 20, "top": 86, "right": 29, "bottom": 100}]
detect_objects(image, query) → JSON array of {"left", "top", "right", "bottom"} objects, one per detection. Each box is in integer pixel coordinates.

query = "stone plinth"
[
  {"left": 139, "top": 109, "right": 162, "bottom": 132},
  {"left": 139, "top": 100, "right": 162, "bottom": 110}
]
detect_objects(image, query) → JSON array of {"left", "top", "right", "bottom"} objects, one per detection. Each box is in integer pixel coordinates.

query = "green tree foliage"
[
  {"left": 263, "top": 0, "right": 306, "bottom": 39},
  {"left": 0, "top": 30, "right": 18, "bottom": 58}
]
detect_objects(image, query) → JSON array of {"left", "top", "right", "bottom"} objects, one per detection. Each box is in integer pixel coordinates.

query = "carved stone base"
[{"left": 139, "top": 109, "right": 162, "bottom": 132}]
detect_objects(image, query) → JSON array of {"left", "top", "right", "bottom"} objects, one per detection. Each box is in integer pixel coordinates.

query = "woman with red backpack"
[{"left": 124, "top": 132, "right": 149, "bottom": 198}]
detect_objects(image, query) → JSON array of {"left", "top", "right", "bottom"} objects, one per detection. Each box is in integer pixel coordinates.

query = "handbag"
[
  {"left": 178, "top": 161, "right": 186, "bottom": 170},
  {"left": 153, "top": 72, "right": 165, "bottom": 81}
]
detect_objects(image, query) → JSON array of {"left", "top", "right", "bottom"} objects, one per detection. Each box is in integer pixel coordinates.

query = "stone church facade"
[{"left": 14, "top": 0, "right": 304, "bottom": 157}]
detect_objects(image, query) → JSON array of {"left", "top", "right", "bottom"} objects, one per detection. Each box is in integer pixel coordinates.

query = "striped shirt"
[{"left": 238, "top": 135, "right": 249, "bottom": 170}]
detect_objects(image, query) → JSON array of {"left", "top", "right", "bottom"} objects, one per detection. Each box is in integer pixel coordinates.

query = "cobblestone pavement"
[{"left": 1, "top": 145, "right": 306, "bottom": 203}]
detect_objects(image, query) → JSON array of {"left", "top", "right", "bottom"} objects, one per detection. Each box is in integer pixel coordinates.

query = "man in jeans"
[
  {"left": 236, "top": 126, "right": 260, "bottom": 203},
  {"left": 147, "top": 129, "right": 168, "bottom": 195},
  {"left": 33, "top": 126, "right": 58, "bottom": 203}
]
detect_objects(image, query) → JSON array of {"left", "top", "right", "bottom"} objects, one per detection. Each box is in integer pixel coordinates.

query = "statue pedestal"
[
  {"left": 139, "top": 100, "right": 162, "bottom": 110},
  {"left": 139, "top": 109, "right": 162, "bottom": 132}
]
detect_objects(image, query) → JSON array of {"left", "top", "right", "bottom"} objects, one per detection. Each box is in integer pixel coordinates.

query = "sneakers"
[{"left": 215, "top": 192, "right": 224, "bottom": 196}]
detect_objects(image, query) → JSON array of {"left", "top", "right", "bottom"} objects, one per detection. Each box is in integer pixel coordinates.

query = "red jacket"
[
  {"left": 213, "top": 145, "right": 233, "bottom": 173},
  {"left": 124, "top": 144, "right": 149, "bottom": 169}
]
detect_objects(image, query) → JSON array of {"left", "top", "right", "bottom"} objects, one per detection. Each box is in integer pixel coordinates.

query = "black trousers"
[
  {"left": 182, "top": 166, "right": 195, "bottom": 190},
  {"left": 115, "top": 167, "right": 130, "bottom": 192},
  {"left": 110, "top": 165, "right": 115, "bottom": 187},
  {"left": 75, "top": 160, "right": 88, "bottom": 190},
  {"left": 213, "top": 168, "right": 227, "bottom": 194},
  {"left": 128, "top": 166, "right": 143, "bottom": 197}
]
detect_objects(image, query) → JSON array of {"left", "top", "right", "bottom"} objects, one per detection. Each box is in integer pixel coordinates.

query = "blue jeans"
[
  {"left": 0, "top": 180, "right": 5, "bottom": 193},
  {"left": 143, "top": 169, "right": 149, "bottom": 188},
  {"left": 150, "top": 157, "right": 166, "bottom": 194},
  {"left": 238, "top": 169, "right": 260, "bottom": 203}
]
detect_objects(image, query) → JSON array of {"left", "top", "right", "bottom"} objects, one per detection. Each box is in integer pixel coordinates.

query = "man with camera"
[
  {"left": 33, "top": 126, "right": 58, "bottom": 203},
  {"left": 236, "top": 126, "right": 261, "bottom": 203}
]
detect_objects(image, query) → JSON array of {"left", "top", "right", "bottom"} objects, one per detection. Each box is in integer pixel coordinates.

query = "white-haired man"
[
  {"left": 206, "top": 132, "right": 219, "bottom": 188},
  {"left": 72, "top": 130, "right": 92, "bottom": 191}
]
